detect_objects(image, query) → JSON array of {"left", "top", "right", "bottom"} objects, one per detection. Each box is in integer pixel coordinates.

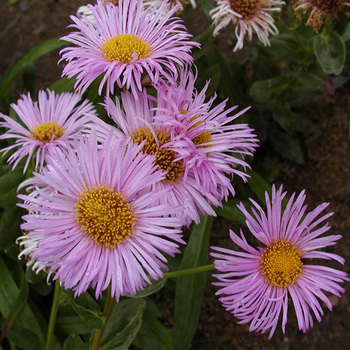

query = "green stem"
[
  {"left": 91, "top": 287, "right": 116, "bottom": 350},
  {"left": 45, "top": 280, "right": 61, "bottom": 350},
  {"left": 163, "top": 264, "right": 215, "bottom": 279}
]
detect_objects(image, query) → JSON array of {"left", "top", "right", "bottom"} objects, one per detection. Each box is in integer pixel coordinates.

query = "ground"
[{"left": 0, "top": 1, "right": 349, "bottom": 349}]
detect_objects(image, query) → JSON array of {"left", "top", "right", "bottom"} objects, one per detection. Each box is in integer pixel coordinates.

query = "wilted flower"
[
  {"left": 294, "top": 0, "right": 350, "bottom": 32},
  {"left": 154, "top": 67, "right": 258, "bottom": 205},
  {"left": 18, "top": 134, "right": 184, "bottom": 299},
  {"left": 211, "top": 185, "right": 348, "bottom": 337},
  {"left": 61, "top": 0, "right": 198, "bottom": 97},
  {"left": 0, "top": 89, "right": 97, "bottom": 172},
  {"left": 210, "top": 0, "right": 285, "bottom": 51},
  {"left": 144, "top": 0, "right": 197, "bottom": 15}
]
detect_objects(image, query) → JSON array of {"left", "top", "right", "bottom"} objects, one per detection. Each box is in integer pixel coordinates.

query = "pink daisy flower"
[
  {"left": 60, "top": 0, "right": 198, "bottom": 97},
  {"left": 0, "top": 89, "right": 97, "bottom": 172},
  {"left": 154, "top": 67, "right": 258, "bottom": 203},
  {"left": 101, "top": 91, "right": 219, "bottom": 226},
  {"left": 17, "top": 134, "right": 184, "bottom": 299},
  {"left": 211, "top": 185, "right": 348, "bottom": 338},
  {"left": 210, "top": 0, "right": 285, "bottom": 51}
]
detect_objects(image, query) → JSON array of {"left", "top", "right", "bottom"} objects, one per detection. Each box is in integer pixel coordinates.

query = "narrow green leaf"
[
  {"left": 1, "top": 264, "right": 28, "bottom": 341},
  {"left": 314, "top": 31, "right": 346, "bottom": 75},
  {"left": 63, "top": 334, "right": 89, "bottom": 350},
  {"left": 64, "top": 290, "right": 105, "bottom": 329},
  {"left": 173, "top": 215, "right": 214, "bottom": 350},
  {"left": 133, "top": 299, "right": 172, "bottom": 350},
  {"left": 131, "top": 278, "right": 167, "bottom": 298},
  {"left": 246, "top": 169, "right": 271, "bottom": 206},
  {"left": 0, "top": 256, "right": 44, "bottom": 343},
  {"left": 215, "top": 200, "right": 248, "bottom": 224},
  {"left": 0, "top": 38, "right": 67, "bottom": 102},
  {"left": 100, "top": 298, "right": 145, "bottom": 350},
  {"left": 250, "top": 76, "right": 289, "bottom": 103},
  {"left": 56, "top": 316, "right": 92, "bottom": 335},
  {"left": 49, "top": 77, "right": 76, "bottom": 93}
]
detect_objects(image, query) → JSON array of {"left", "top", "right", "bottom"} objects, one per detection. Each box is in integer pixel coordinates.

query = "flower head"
[
  {"left": 211, "top": 185, "right": 348, "bottom": 337},
  {"left": 154, "top": 67, "right": 258, "bottom": 204},
  {"left": 0, "top": 89, "right": 97, "bottom": 172},
  {"left": 18, "top": 134, "right": 184, "bottom": 299},
  {"left": 294, "top": 0, "right": 350, "bottom": 32},
  {"left": 61, "top": 0, "right": 198, "bottom": 97},
  {"left": 144, "top": 0, "right": 197, "bottom": 16},
  {"left": 210, "top": 0, "right": 285, "bottom": 51},
  {"left": 101, "top": 91, "right": 220, "bottom": 226}
]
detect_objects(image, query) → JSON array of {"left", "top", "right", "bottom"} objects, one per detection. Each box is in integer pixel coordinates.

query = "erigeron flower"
[
  {"left": 0, "top": 89, "right": 97, "bottom": 172},
  {"left": 61, "top": 0, "right": 198, "bottom": 97},
  {"left": 101, "top": 91, "right": 220, "bottom": 226},
  {"left": 211, "top": 185, "right": 348, "bottom": 337},
  {"left": 293, "top": 0, "right": 350, "bottom": 32},
  {"left": 18, "top": 134, "right": 184, "bottom": 299},
  {"left": 154, "top": 67, "right": 258, "bottom": 204},
  {"left": 144, "top": 0, "right": 197, "bottom": 15},
  {"left": 210, "top": 0, "right": 285, "bottom": 51}
]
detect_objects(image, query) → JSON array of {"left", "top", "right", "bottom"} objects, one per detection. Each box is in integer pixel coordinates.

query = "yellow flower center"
[
  {"left": 260, "top": 240, "right": 303, "bottom": 287},
  {"left": 130, "top": 127, "right": 184, "bottom": 184},
  {"left": 101, "top": 34, "right": 152, "bottom": 63},
  {"left": 181, "top": 110, "right": 212, "bottom": 149},
  {"left": 31, "top": 122, "right": 64, "bottom": 143},
  {"left": 229, "top": 0, "right": 270, "bottom": 19},
  {"left": 75, "top": 186, "right": 136, "bottom": 248}
]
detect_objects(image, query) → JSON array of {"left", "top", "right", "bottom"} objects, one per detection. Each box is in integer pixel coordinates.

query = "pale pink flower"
[
  {"left": 0, "top": 89, "right": 97, "bottom": 172},
  {"left": 60, "top": 0, "right": 198, "bottom": 97},
  {"left": 154, "top": 67, "right": 258, "bottom": 204},
  {"left": 18, "top": 134, "right": 184, "bottom": 299},
  {"left": 100, "top": 91, "right": 220, "bottom": 226},
  {"left": 210, "top": 0, "right": 285, "bottom": 51},
  {"left": 211, "top": 185, "right": 348, "bottom": 337}
]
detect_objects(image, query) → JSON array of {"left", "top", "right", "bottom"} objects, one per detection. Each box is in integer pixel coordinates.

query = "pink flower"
[
  {"left": 18, "top": 134, "right": 184, "bottom": 299},
  {"left": 0, "top": 89, "right": 97, "bottom": 172},
  {"left": 211, "top": 185, "right": 348, "bottom": 337},
  {"left": 101, "top": 91, "right": 218, "bottom": 226},
  {"left": 60, "top": 0, "right": 198, "bottom": 97},
  {"left": 154, "top": 67, "right": 258, "bottom": 204}
]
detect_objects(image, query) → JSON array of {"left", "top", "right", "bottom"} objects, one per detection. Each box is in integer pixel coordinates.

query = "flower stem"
[
  {"left": 45, "top": 280, "right": 61, "bottom": 350},
  {"left": 163, "top": 264, "right": 215, "bottom": 279},
  {"left": 91, "top": 287, "right": 116, "bottom": 350}
]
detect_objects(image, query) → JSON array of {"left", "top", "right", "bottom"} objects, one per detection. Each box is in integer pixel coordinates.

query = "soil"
[{"left": 0, "top": 1, "right": 350, "bottom": 350}]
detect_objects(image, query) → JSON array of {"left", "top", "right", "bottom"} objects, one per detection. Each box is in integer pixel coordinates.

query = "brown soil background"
[{"left": 1, "top": 1, "right": 350, "bottom": 349}]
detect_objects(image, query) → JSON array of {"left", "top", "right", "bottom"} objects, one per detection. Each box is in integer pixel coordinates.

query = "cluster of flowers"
[{"left": 0, "top": 0, "right": 347, "bottom": 339}]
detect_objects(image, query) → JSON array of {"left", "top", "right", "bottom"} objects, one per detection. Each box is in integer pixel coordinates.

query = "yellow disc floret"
[
  {"left": 101, "top": 34, "right": 152, "bottom": 63},
  {"left": 75, "top": 186, "right": 136, "bottom": 248},
  {"left": 130, "top": 127, "right": 184, "bottom": 184},
  {"left": 31, "top": 122, "right": 64, "bottom": 143},
  {"left": 180, "top": 110, "right": 212, "bottom": 149},
  {"left": 260, "top": 240, "right": 303, "bottom": 287}
]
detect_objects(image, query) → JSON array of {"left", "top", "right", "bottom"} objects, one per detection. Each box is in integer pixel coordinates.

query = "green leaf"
[
  {"left": 0, "top": 256, "right": 44, "bottom": 345},
  {"left": 250, "top": 76, "right": 290, "bottom": 103},
  {"left": 49, "top": 77, "right": 76, "bottom": 93},
  {"left": 100, "top": 298, "right": 145, "bottom": 350},
  {"left": 56, "top": 315, "right": 93, "bottom": 335},
  {"left": 133, "top": 299, "right": 172, "bottom": 350},
  {"left": 131, "top": 278, "right": 167, "bottom": 298},
  {"left": 173, "top": 215, "right": 213, "bottom": 350},
  {"left": 270, "top": 129, "right": 304, "bottom": 164},
  {"left": 314, "top": 31, "right": 346, "bottom": 75},
  {"left": 0, "top": 38, "right": 67, "bottom": 102},
  {"left": 63, "top": 334, "right": 89, "bottom": 350},
  {"left": 215, "top": 200, "right": 248, "bottom": 224},
  {"left": 271, "top": 103, "right": 302, "bottom": 134},
  {"left": 246, "top": 169, "right": 271, "bottom": 206},
  {"left": 64, "top": 290, "right": 105, "bottom": 329},
  {"left": 1, "top": 263, "right": 28, "bottom": 342}
]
